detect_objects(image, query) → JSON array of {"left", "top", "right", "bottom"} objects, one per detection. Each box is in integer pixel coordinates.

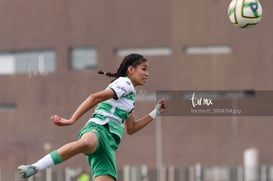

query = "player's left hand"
[{"left": 157, "top": 99, "right": 166, "bottom": 113}]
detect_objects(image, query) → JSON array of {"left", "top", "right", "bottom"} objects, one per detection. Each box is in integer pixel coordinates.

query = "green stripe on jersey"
[
  {"left": 124, "top": 92, "right": 136, "bottom": 101},
  {"left": 93, "top": 113, "right": 105, "bottom": 120},
  {"left": 114, "top": 107, "right": 129, "bottom": 121},
  {"left": 96, "top": 102, "right": 112, "bottom": 113}
]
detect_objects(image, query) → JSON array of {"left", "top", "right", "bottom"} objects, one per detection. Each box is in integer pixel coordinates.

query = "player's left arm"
[{"left": 125, "top": 99, "right": 166, "bottom": 135}]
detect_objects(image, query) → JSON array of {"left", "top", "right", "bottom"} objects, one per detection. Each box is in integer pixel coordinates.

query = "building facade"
[{"left": 0, "top": 0, "right": 273, "bottom": 172}]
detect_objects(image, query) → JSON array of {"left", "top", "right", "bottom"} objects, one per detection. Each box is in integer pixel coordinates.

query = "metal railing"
[{"left": 2, "top": 164, "right": 273, "bottom": 181}]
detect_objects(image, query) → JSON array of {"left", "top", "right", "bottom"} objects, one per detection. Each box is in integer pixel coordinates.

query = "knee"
[{"left": 78, "top": 133, "right": 98, "bottom": 154}]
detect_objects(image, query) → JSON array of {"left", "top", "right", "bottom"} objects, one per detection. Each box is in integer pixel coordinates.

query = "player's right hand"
[{"left": 51, "top": 115, "right": 73, "bottom": 126}]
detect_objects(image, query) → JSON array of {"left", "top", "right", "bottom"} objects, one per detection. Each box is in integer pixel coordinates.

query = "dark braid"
[
  {"left": 98, "top": 53, "right": 147, "bottom": 79},
  {"left": 97, "top": 70, "right": 117, "bottom": 77}
]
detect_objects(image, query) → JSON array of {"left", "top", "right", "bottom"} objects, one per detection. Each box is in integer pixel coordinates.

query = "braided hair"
[{"left": 98, "top": 53, "right": 147, "bottom": 80}]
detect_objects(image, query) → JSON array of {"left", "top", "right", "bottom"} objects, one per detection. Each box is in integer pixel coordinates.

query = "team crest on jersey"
[{"left": 126, "top": 81, "right": 131, "bottom": 86}]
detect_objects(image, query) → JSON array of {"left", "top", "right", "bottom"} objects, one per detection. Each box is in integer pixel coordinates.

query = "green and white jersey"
[{"left": 90, "top": 76, "right": 136, "bottom": 140}]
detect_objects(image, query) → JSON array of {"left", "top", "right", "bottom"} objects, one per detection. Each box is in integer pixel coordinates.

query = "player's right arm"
[{"left": 51, "top": 89, "right": 115, "bottom": 126}]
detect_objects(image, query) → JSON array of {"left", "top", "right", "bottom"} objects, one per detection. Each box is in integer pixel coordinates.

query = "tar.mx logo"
[
  {"left": 190, "top": 92, "right": 213, "bottom": 108},
  {"left": 28, "top": 64, "right": 48, "bottom": 78},
  {"left": 28, "top": 55, "right": 48, "bottom": 78}
]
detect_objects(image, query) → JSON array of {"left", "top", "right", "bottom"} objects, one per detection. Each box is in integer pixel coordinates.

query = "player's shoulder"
[{"left": 113, "top": 76, "right": 133, "bottom": 87}]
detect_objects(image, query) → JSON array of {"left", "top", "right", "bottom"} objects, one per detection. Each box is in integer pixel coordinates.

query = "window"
[
  {"left": 0, "top": 103, "right": 16, "bottom": 112},
  {"left": 0, "top": 50, "right": 56, "bottom": 75},
  {"left": 183, "top": 45, "right": 232, "bottom": 55},
  {"left": 70, "top": 47, "right": 97, "bottom": 70},
  {"left": 0, "top": 55, "right": 15, "bottom": 75},
  {"left": 115, "top": 48, "right": 172, "bottom": 57}
]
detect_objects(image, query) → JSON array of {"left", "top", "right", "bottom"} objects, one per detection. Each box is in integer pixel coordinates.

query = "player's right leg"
[{"left": 18, "top": 132, "right": 98, "bottom": 179}]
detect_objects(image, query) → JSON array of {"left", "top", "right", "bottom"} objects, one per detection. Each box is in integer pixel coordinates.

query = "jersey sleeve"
[{"left": 108, "top": 77, "right": 134, "bottom": 99}]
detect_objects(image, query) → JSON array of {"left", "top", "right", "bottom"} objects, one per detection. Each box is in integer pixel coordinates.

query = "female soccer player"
[{"left": 18, "top": 53, "right": 166, "bottom": 181}]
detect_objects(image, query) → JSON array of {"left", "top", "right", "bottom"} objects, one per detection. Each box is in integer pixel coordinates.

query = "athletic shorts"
[{"left": 78, "top": 121, "right": 119, "bottom": 180}]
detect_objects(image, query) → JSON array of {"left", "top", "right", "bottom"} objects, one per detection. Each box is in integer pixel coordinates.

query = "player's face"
[{"left": 128, "top": 62, "right": 149, "bottom": 86}]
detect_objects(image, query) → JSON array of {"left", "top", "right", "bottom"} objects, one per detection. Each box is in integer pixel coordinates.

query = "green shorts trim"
[{"left": 78, "top": 121, "right": 119, "bottom": 180}]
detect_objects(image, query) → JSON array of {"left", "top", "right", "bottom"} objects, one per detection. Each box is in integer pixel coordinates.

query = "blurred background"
[{"left": 0, "top": 0, "right": 273, "bottom": 180}]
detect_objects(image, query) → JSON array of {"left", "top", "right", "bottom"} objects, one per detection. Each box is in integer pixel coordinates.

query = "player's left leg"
[
  {"left": 95, "top": 175, "right": 116, "bottom": 181},
  {"left": 57, "top": 132, "right": 98, "bottom": 160}
]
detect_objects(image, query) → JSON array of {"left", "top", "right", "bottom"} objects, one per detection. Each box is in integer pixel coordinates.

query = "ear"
[{"left": 127, "top": 66, "right": 134, "bottom": 75}]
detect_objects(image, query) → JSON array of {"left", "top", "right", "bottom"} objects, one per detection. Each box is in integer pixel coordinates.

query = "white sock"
[{"left": 32, "top": 154, "right": 54, "bottom": 171}]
